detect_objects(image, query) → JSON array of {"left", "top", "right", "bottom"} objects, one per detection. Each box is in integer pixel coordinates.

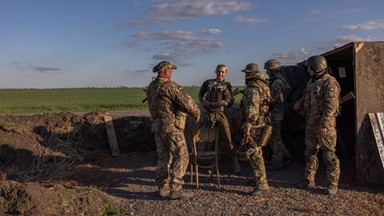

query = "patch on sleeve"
[{"left": 327, "top": 87, "right": 336, "bottom": 98}]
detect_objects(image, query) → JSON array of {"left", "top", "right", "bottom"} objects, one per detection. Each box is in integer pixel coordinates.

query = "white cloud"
[
  {"left": 334, "top": 35, "right": 370, "bottom": 43},
  {"left": 123, "top": 0, "right": 251, "bottom": 25},
  {"left": 9, "top": 61, "right": 62, "bottom": 73},
  {"left": 131, "top": 30, "right": 200, "bottom": 41},
  {"left": 270, "top": 48, "right": 312, "bottom": 65},
  {"left": 151, "top": 0, "right": 251, "bottom": 16},
  {"left": 270, "top": 34, "right": 376, "bottom": 65},
  {"left": 334, "top": 8, "right": 364, "bottom": 14},
  {"left": 29, "top": 65, "right": 61, "bottom": 73},
  {"left": 316, "top": 35, "right": 374, "bottom": 52},
  {"left": 120, "top": 1, "right": 252, "bottom": 66},
  {"left": 199, "top": 28, "right": 222, "bottom": 34},
  {"left": 342, "top": 19, "right": 384, "bottom": 30},
  {"left": 304, "top": 8, "right": 364, "bottom": 22},
  {"left": 310, "top": 35, "right": 373, "bottom": 54},
  {"left": 233, "top": 16, "right": 267, "bottom": 25},
  {"left": 124, "top": 29, "right": 226, "bottom": 64}
]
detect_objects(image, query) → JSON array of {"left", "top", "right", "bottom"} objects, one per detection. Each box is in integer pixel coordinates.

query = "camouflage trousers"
[
  {"left": 205, "top": 111, "right": 236, "bottom": 156},
  {"left": 269, "top": 120, "right": 292, "bottom": 167},
  {"left": 154, "top": 131, "right": 189, "bottom": 192},
  {"left": 304, "top": 125, "right": 340, "bottom": 186},
  {"left": 249, "top": 146, "right": 269, "bottom": 190}
]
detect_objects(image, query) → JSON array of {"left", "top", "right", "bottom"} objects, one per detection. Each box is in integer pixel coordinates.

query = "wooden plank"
[
  {"left": 369, "top": 113, "right": 384, "bottom": 169},
  {"left": 104, "top": 115, "right": 120, "bottom": 157},
  {"left": 357, "top": 113, "right": 384, "bottom": 184}
]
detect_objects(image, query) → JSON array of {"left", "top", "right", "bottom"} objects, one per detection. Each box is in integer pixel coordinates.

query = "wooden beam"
[{"left": 103, "top": 114, "right": 120, "bottom": 157}]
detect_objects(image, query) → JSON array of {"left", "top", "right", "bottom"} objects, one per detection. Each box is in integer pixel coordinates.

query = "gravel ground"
[{"left": 102, "top": 152, "right": 384, "bottom": 216}]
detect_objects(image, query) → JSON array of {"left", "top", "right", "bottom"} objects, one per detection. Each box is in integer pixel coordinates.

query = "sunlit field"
[
  {"left": 0, "top": 86, "right": 246, "bottom": 114},
  {"left": 0, "top": 87, "right": 201, "bottom": 114}
]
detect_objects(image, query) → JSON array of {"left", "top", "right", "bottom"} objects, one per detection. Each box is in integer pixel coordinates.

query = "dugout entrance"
[{"left": 281, "top": 41, "right": 384, "bottom": 185}]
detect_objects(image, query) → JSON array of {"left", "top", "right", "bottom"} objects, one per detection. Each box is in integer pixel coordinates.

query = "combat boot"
[
  {"left": 158, "top": 187, "right": 170, "bottom": 198},
  {"left": 249, "top": 188, "right": 269, "bottom": 196},
  {"left": 297, "top": 179, "right": 315, "bottom": 189},
  {"left": 170, "top": 190, "right": 193, "bottom": 200},
  {"left": 326, "top": 184, "right": 338, "bottom": 195}
]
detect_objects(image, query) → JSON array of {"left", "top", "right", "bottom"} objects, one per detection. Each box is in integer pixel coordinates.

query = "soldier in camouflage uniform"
[
  {"left": 198, "top": 64, "right": 241, "bottom": 174},
  {"left": 293, "top": 55, "right": 341, "bottom": 195},
  {"left": 264, "top": 59, "right": 293, "bottom": 170},
  {"left": 146, "top": 60, "right": 200, "bottom": 199},
  {"left": 239, "top": 63, "right": 271, "bottom": 196}
]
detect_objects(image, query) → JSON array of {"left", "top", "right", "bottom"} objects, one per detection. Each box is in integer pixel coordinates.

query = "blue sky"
[{"left": 1, "top": 0, "right": 383, "bottom": 88}]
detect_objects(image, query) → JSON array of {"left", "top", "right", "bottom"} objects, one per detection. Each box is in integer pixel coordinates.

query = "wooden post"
[{"left": 103, "top": 114, "right": 120, "bottom": 157}]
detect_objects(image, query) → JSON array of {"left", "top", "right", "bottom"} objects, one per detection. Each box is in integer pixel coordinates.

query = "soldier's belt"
[
  {"left": 250, "top": 123, "right": 265, "bottom": 129},
  {"left": 207, "top": 107, "right": 224, "bottom": 112}
]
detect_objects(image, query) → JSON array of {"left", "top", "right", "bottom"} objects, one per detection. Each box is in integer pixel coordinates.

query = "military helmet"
[
  {"left": 264, "top": 59, "right": 281, "bottom": 70},
  {"left": 305, "top": 55, "right": 327, "bottom": 72},
  {"left": 152, "top": 60, "right": 177, "bottom": 73}
]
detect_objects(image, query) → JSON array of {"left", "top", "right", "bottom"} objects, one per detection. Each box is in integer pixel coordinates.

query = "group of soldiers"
[{"left": 146, "top": 55, "right": 341, "bottom": 199}]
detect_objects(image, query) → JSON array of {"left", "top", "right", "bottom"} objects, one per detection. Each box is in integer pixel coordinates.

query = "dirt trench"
[{"left": 0, "top": 111, "right": 383, "bottom": 216}]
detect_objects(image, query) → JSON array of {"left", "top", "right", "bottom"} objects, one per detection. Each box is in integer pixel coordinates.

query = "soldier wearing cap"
[
  {"left": 239, "top": 63, "right": 271, "bottom": 196},
  {"left": 198, "top": 64, "right": 241, "bottom": 174},
  {"left": 264, "top": 59, "right": 293, "bottom": 170},
  {"left": 146, "top": 60, "right": 200, "bottom": 199}
]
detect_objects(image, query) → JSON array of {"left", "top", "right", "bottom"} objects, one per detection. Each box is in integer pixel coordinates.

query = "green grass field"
[
  {"left": 0, "top": 87, "right": 243, "bottom": 114},
  {"left": 0, "top": 87, "right": 198, "bottom": 114}
]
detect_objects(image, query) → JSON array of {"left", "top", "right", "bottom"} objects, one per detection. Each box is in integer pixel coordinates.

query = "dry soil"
[{"left": 0, "top": 111, "right": 383, "bottom": 216}]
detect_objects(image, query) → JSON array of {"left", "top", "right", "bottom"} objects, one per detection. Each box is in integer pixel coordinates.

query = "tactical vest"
[
  {"left": 146, "top": 78, "right": 185, "bottom": 134},
  {"left": 205, "top": 80, "right": 227, "bottom": 101},
  {"left": 241, "top": 79, "right": 271, "bottom": 126},
  {"left": 204, "top": 79, "right": 231, "bottom": 112},
  {"left": 303, "top": 73, "right": 340, "bottom": 127}
]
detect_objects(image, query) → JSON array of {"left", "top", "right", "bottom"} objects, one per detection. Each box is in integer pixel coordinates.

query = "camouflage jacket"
[
  {"left": 198, "top": 79, "right": 232, "bottom": 112},
  {"left": 146, "top": 77, "right": 200, "bottom": 134},
  {"left": 301, "top": 73, "right": 340, "bottom": 128},
  {"left": 240, "top": 79, "right": 271, "bottom": 129},
  {"left": 269, "top": 73, "right": 291, "bottom": 121}
]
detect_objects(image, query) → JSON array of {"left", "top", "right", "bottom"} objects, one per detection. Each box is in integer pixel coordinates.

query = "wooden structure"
[
  {"left": 104, "top": 115, "right": 120, "bottom": 157},
  {"left": 321, "top": 41, "right": 384, "bottom": 185}
]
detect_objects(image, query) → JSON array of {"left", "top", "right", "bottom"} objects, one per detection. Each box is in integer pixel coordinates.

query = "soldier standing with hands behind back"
[
  {"left": 293, "top": 55, "right": 341, "bottom": 195},
  {"left": 146, "top": 60, "right": 200, "bottom": 199},
  {"left": 198, "top": 64, "right": 241, "bottom": 174}
]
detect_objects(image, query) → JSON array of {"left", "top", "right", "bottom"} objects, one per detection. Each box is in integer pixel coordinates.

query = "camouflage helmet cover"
[
  {"left": 264, "top": 59, "right": 281, "bottom": 70},
  {"left": 241, "top": 63, "right": 266, "bottom": 79},
  {"left": 241, "top": 63, "right": 260, "bottom": 73},
  {"left": 305, "top": 55, "right": 327, "bottom": 72},
  {"left": 152, "top": 60, "right": 177, "bottom": 73}
]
